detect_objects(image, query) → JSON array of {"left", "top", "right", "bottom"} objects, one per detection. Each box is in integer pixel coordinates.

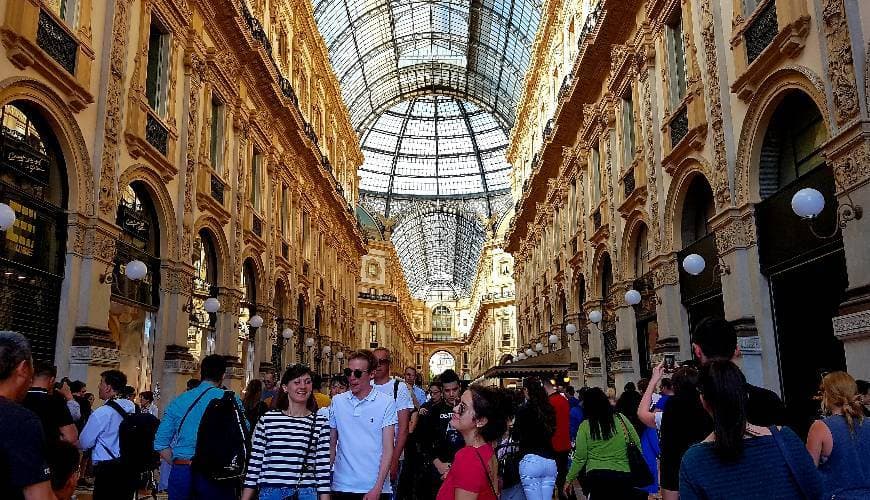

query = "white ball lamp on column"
[
  {"left": 625, "top": 289, "right": 642, "bottom": 306},
  {"left": 548, "top": 334, "right": 560, "bottom": 348},
  {"left": 125, "top": 259, "right": 148, "bottom": 281},
  {"left": 525, "top": 348, "right": 534, "bottom": 357},
  {"left": 565, "top": 323, "right": 577, "bottom": 335},
  {"left": 305, "top": 337, "right": 315, "bottom": 348},
  {"left": 0, "top": 203, "right": 16, "bottom": 231},
  {"left": 248, "top": 314, "right": 264, "bottom": 328},
  {"left": 791, "top": 188, "right": 825, "bottom": 218},
  {"left": 281, "top": 328, "right": 293, "bottom": 341},
  {"left": 204, "top": 297, "right": 221, "bottom": 313},
  {"left": 588, "top": 310, "right": 602, "bottom": 324},
  {"left": 682, "top": 254, "right": 706, "bottom": 276},
  {"left": 535, "top": 342, "right": 544, "bottom": 353}
]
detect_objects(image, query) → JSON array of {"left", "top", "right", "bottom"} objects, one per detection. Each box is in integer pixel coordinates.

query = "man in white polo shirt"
[
  {"left": 371, "top": 347, "right": 414, "bottom": 498},
  {"left": 330, "top": 349, "right": 396, "bottom": 500}
]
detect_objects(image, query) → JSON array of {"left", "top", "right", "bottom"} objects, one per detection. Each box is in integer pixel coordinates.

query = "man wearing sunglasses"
[
  {"left": 370, "top": 348, "right": 414, "bottom": 498},
  {"left": 330, "top": 350, "right": 396, "bottom": 500}
]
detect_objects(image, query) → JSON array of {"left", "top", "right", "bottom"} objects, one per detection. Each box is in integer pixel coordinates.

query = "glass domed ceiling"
[{"left": 359, "top": 95, "right": 511, "bottom": 199}]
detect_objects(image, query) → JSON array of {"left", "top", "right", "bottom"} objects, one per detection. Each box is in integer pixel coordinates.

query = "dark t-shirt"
[
  {"left": 421, "top": 400, "right": 465, "bottom": 463},
  {"left": 745, "top": 383, "right": 786, "bottom": 427},
  {"left": 512, "top": 402, "right": 555, "bottom": 459},
  {"left": 0, "top": 397, "right": 51, "bottom": 500},
  {"left": 22, "top": 388, "right": 74, "bottom": 446},
  {"left": 659, "top": 394, "right": 712, "bottom": 491}
]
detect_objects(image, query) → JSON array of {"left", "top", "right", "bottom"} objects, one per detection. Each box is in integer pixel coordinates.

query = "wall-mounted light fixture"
[
  {"left": 791, "top": 186, "right": 863, "bottom": 239},
  {"left": 100, "top": 259, "right": 148, "bottom": 284}
]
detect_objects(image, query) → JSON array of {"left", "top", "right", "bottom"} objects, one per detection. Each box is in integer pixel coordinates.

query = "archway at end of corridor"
[{"left": 429, "top": 350, "right": 456, "bottom": 379}]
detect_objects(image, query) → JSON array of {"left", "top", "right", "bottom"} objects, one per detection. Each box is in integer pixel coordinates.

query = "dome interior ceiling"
[{"left": 312, "top": 0, "right": 540, "bottom": 299}]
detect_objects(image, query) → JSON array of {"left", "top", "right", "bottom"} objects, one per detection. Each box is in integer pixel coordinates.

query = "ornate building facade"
[
  {"left": 0, "top": 0, "right": 365, "bottom": 403},
  {"left": 506, "top": 0, "right": 870, "bottom": 432}
]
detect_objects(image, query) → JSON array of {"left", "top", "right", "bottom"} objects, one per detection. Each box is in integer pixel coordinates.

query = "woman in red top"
[{"left": 436, "top": 386, "right": 509, "bottom": 500}]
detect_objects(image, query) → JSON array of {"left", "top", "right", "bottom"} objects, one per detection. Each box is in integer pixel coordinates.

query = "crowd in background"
[{"left": 2, "top": 321, "right": 870, "bottom": 500}]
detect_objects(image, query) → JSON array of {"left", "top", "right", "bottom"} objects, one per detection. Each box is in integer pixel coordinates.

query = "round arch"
[
  {"left": 590, "top": 245, "right": 614, "bottom": 300},
  {"left": 239, "top": 250, "right": 266, "bottom": 305},
  {"left": 118, "top": 164, "right": 179, "bottom": 261},
  {"left": 735, "top": 67, "right": 831, "bottom": 206},
  {"left": 0, "top": 77, "right": 93, "bottom": 216},
  {"left": 663, "top": 161, "right": 715, "bottom": 252},
  {"left": 428, "top": 350, "right": 457, "bottom": 378},
  {"left": 620, "top": 211, "right": 651, "bottom": 279},
  {"left": 193, "top": 217, "right": 230, "bottom": 286}
]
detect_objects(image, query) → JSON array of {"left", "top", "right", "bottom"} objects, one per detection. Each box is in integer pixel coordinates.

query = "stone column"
[
  {"left": 583, "top": 300, "right": 606, "bottom": 388},
  {"left": 712, "top": 207, "right": 779, "bottom": 391},
  {"left": 650, "top": 254, "right": 691, "bottom": 362},
  {"left": 155, "top": 263, "right": 199, "bottom": 404},
  {"left": 217, "top": 288, "right": 244, "bottom": 392},
  {"left": 613, "top": 282, "right": 639, "bottom": 389},
  {"left": 64, "top": 221, "right": 122, "bottom": 391}
]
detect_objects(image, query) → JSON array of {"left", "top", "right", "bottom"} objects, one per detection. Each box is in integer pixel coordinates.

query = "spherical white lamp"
[
  {"left": 535, "top": 342, "right": 544, "bottom": 352},
  {"left": 248, "top": 314, "right": 264, "bottom": 328},
  {"left": 682, "top": 253, "right": 706, "bottom": 276},
  {"left": 588, "top": 310, "right": 602, "bottom": 324},
  {"left": 516, "top": 353, "right": 526, "bottom": 361},
  {"left": 525, "top": 348, "right": 534, "bottom": 357},
  {"left": 548, "top": 334, "right": 560, "bottom": 345},
  {"left": 336, "top": 351, "right": 344, "bottom": 360},
  {"left": 203, "top": 297, "right": 221, "bottom": 313},
  {"left": 505, "top": 358, "right": 512, "bottom": 364},
  {"left": 281, "top": 328, "right": 293, "bottom": 340},
  {"left": 322, "top": 345, "right": 331, "bottom": 354},
  {"left": 791, "top": 187, "right": 825, "bottom": 219},
  {"left": 565, "top": 323, "right": 577, "bottom": 335},
  {"left": 0, "top": 203, "right": 16, "bottom": 231},
  {"left": 125, "top": 259, "right": 148, "bottom": 281},
  {"left": 625, "top": 289, "right": 642, "bottom": 306},
  {"left": 305, "top": 337, "right": 315, "bottom": 347}
]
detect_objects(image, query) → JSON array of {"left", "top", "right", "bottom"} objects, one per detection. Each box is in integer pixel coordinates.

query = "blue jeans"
[
  {"left": 519, "top": 454, "right": 558, "bottom": 500},
  {"left": 168, "top": 464, "right": 237, "bottom": 500},
  {"left": 259, "top": 486, "right": 317, "bottom": 500}
]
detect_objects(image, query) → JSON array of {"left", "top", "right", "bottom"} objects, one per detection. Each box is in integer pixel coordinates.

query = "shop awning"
[{"left": 483, "top": 348, "right": 577, "bottom": 379}]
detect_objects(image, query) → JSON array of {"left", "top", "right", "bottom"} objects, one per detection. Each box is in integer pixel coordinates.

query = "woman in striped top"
[{"left": 242, "top": 364, "right": 331, "bottom": 500}]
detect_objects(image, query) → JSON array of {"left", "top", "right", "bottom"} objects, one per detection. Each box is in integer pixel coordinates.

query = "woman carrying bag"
[
  {"left": 563, "top": 388, "right": 647, "bottom": 500},
  {"left": 242, "top": 364, "right": 331, "bottom": 500}
]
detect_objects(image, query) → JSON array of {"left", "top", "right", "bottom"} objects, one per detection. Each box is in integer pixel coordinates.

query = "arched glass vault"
[{"left": 313, "top": 0, "right": 540, "bottom": 299}]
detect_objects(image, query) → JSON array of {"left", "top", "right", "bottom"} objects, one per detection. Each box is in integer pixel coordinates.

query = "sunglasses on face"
[
  {"left": 344, "top": 368, "right": 366, "bottom": 379},
  {"left": 456, "top": 402, "right": 469, "bottom": 416}
]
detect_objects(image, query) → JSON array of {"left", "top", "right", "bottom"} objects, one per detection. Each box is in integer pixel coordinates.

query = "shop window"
[
  {"left": 188, "top": 230, "right": 218, "bottom": 359},
  {"left": 432, "top": 305, "right": 452, "bottom": 337},
  {"left": 114, "top": 183, "right": 160, "bottom": 307},
  {"left": 145, "top": 17, "right": 170, "bottom": 117},
  {"left": 634, "top": 224, "right": 649, "bottom": 278}
]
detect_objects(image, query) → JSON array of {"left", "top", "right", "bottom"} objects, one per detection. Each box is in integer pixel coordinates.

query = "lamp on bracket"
[
  {"left": 681, "top": 253, "right": 730, "bottom": 278},
  {"left": 0, "top": 202, "right": 16, "bottom": 231},
  {"left": 791, "top": 185, "right": 863, "bottom": 239},
  {"left": 100, "top": 258, "right": 148, "bottom": 284}
]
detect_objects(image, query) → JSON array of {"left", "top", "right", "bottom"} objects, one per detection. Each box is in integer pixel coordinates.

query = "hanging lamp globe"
[
  {"left": 791, "top": 187, "right": 825, "bottom": 219},
  {"left": 125, "top": 260, "right": 148, "bottom": 281}
]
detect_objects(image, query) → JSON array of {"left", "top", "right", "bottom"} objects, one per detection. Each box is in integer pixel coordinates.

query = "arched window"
[
  {"left": 758, "top": 92, "right": 828, "bottom": 199},
  {"left": 188, "top": 230, "right": 218, "bottom": 359},
  {"left": 599, "top": 252, "right": 613, "bottom": 298},
  {"left": 680, "top": 176, "right": 714, "bottom": 247},
  {"left": 239, "top": 259, "right": 258, "bottom": 384},
  {"left": 114, "top": 182, "right": 160, "bottom": 307},
  {"left": 633, "top": 224, "right": 649, "bottom": 278},
  {"left": 432, "top": 305, "right": 452, "bottom": 339},
  {"left": 0, "top": 102, "right": 69, "bottom": 361}
]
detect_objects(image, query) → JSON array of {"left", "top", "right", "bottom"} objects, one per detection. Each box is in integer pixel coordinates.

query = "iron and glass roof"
[{"left": 312, "top": 0, "right": 541, "bottom": 299}]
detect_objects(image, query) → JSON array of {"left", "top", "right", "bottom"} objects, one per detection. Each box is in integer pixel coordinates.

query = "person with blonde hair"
[{"left": 806, "top": 371, "right": 870, "bottom": 499}]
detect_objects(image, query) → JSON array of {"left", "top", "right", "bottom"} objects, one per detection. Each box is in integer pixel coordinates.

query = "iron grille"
[
  {"left": 111, "top": 241, "right": 160, "bottom": 309},
  {"left": 543, "top": 119, "right": 554, "bottom": 140},
  {"left": 252, "top": 214, "right": 263, "bottom": 237},
  {"left": 280, "top": 77, "right": 299, "bottom": 108},
  {"left": 210, "top": 174, "right": 225, "bottom": 205},
  {"left": 578, "top": 0, "right": 604, "bottom": 51},
  {"left": 669, "top": 106, "right": 689, "bottom": 149},
  {"left": 117, "top": 199, "right": 150, "bottom": 241},
  {"left": 145, "top": 114, "right": 169, "bottom": 156},
  {"left": 241, "top": 2, "right": 272, "bottom": 54},
  {"left": 0, "top": 259, "right": 62, "bottom": 362},
  {"left": 623, "top": 167, "right": 636, "bottom": 199},
  {"left": 36, "top": 10, "right": 77, "bottom": 74},
  {"left": 745, "top": 1, "right": 778, "bottom": 64}
]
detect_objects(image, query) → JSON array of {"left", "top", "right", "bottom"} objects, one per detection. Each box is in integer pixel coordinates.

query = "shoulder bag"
[
  {"left": 616, "top": 413, "right": 654, "bottom": 488},
  {"left": 473, "top": 447, "right": 498, "bottom": 497}
]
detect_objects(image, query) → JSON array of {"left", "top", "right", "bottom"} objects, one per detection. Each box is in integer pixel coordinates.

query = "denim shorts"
[{"left": 258, "top": 486, "right": 318, "bottom": 500}]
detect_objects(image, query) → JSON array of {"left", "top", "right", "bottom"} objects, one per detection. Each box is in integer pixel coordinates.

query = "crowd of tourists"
[{"left": 2, "top": 320, "right": 870, "bottom": 500}]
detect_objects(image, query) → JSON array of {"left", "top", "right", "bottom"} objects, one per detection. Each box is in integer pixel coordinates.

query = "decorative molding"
[
  {"left": 833, "top": 310, "right": 870, "bottom": 341},
  {"left": 821, "top": 0, "right": 860, "bottom": 127},
  {"left": 70, "top": 346, "right": 120, "bottom": 366},
  {"left": 651, "top": 255, "right": 679, "bottom": 289},
  {"left": 713, "top": 209, "right": 758, "bottom": 255}
]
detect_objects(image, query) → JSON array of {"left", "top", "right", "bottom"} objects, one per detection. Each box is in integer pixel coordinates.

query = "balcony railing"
[
  {"left": 358, "top": 292, "right": 398, "bottom": 302},
  {"left": 416, "top": 333, "right": 466, "bottom": 343},
  {"left": 745, "top": 1, "right": 778, "bottom": 64},
  {"left": 481, "top": 290, "right": 515, "bottom": 302},
  {"left": 543, "top": 119, "right": 554, "bottom": 140},
  {"left": 36, "top": 10, "right": 77, "bottom": 74},
  {"left": 531, "top": 152, "right": 541, "bottom": 171},
  {"left": 240, "top": 2, "right": 272, "bottom": 55},
  {"left": 145, "top": 113, "right": 169, "bottom": 156},
  {"left": 577, "top": 0, "right": 604, "bottom": 51},
  {"left": 559, "top": 72, "right": 574, "bottom": 100},
  {"left": 210, "top": 173, "right": 225, "bottom": 205},
  {"left": 669, "top": 105, "right": 689, "bottom": 149},
  {"left": 623, "top": 166, "right": 636, "bottom": 199}
]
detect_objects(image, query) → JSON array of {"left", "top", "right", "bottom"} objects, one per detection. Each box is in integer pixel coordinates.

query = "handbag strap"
[
  {"left": 770, "top": 426, "right": 813, "bottom": 499},
  {"left": 616, "top": 413, "right": 638, "bottom": 448},
  {"left": 294, "top": 413, "right": 318, "bottom": 487},
  {"left": 170, "top": 386, "right": 218, "bottom": 447},
  {"left": 474, "top": 447, "right": 497, "bottom": 496}
]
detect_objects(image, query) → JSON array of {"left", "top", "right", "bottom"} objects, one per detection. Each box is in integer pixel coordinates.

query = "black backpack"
[
  {"left": 191, "top": 390, "right": 248, "bottom": 482},
  {"left": 105, "top": 400, "right": 160, "bottom": 473}
]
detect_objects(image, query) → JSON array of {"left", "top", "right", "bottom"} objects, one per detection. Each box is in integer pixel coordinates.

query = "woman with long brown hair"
[
  {"left": 242, "top": 364, "right": 329, "bottom": 500},
  {"left": 806, "top": 371, "right": 870, "bottom": 498}
]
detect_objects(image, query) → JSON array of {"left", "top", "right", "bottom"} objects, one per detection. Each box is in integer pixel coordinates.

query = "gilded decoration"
[
  {"left": 98, "top": 0, "right": 134, "bottom": 217},
  {"left": 821, "top": 0, "right": 860, "bottom": 127}
]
